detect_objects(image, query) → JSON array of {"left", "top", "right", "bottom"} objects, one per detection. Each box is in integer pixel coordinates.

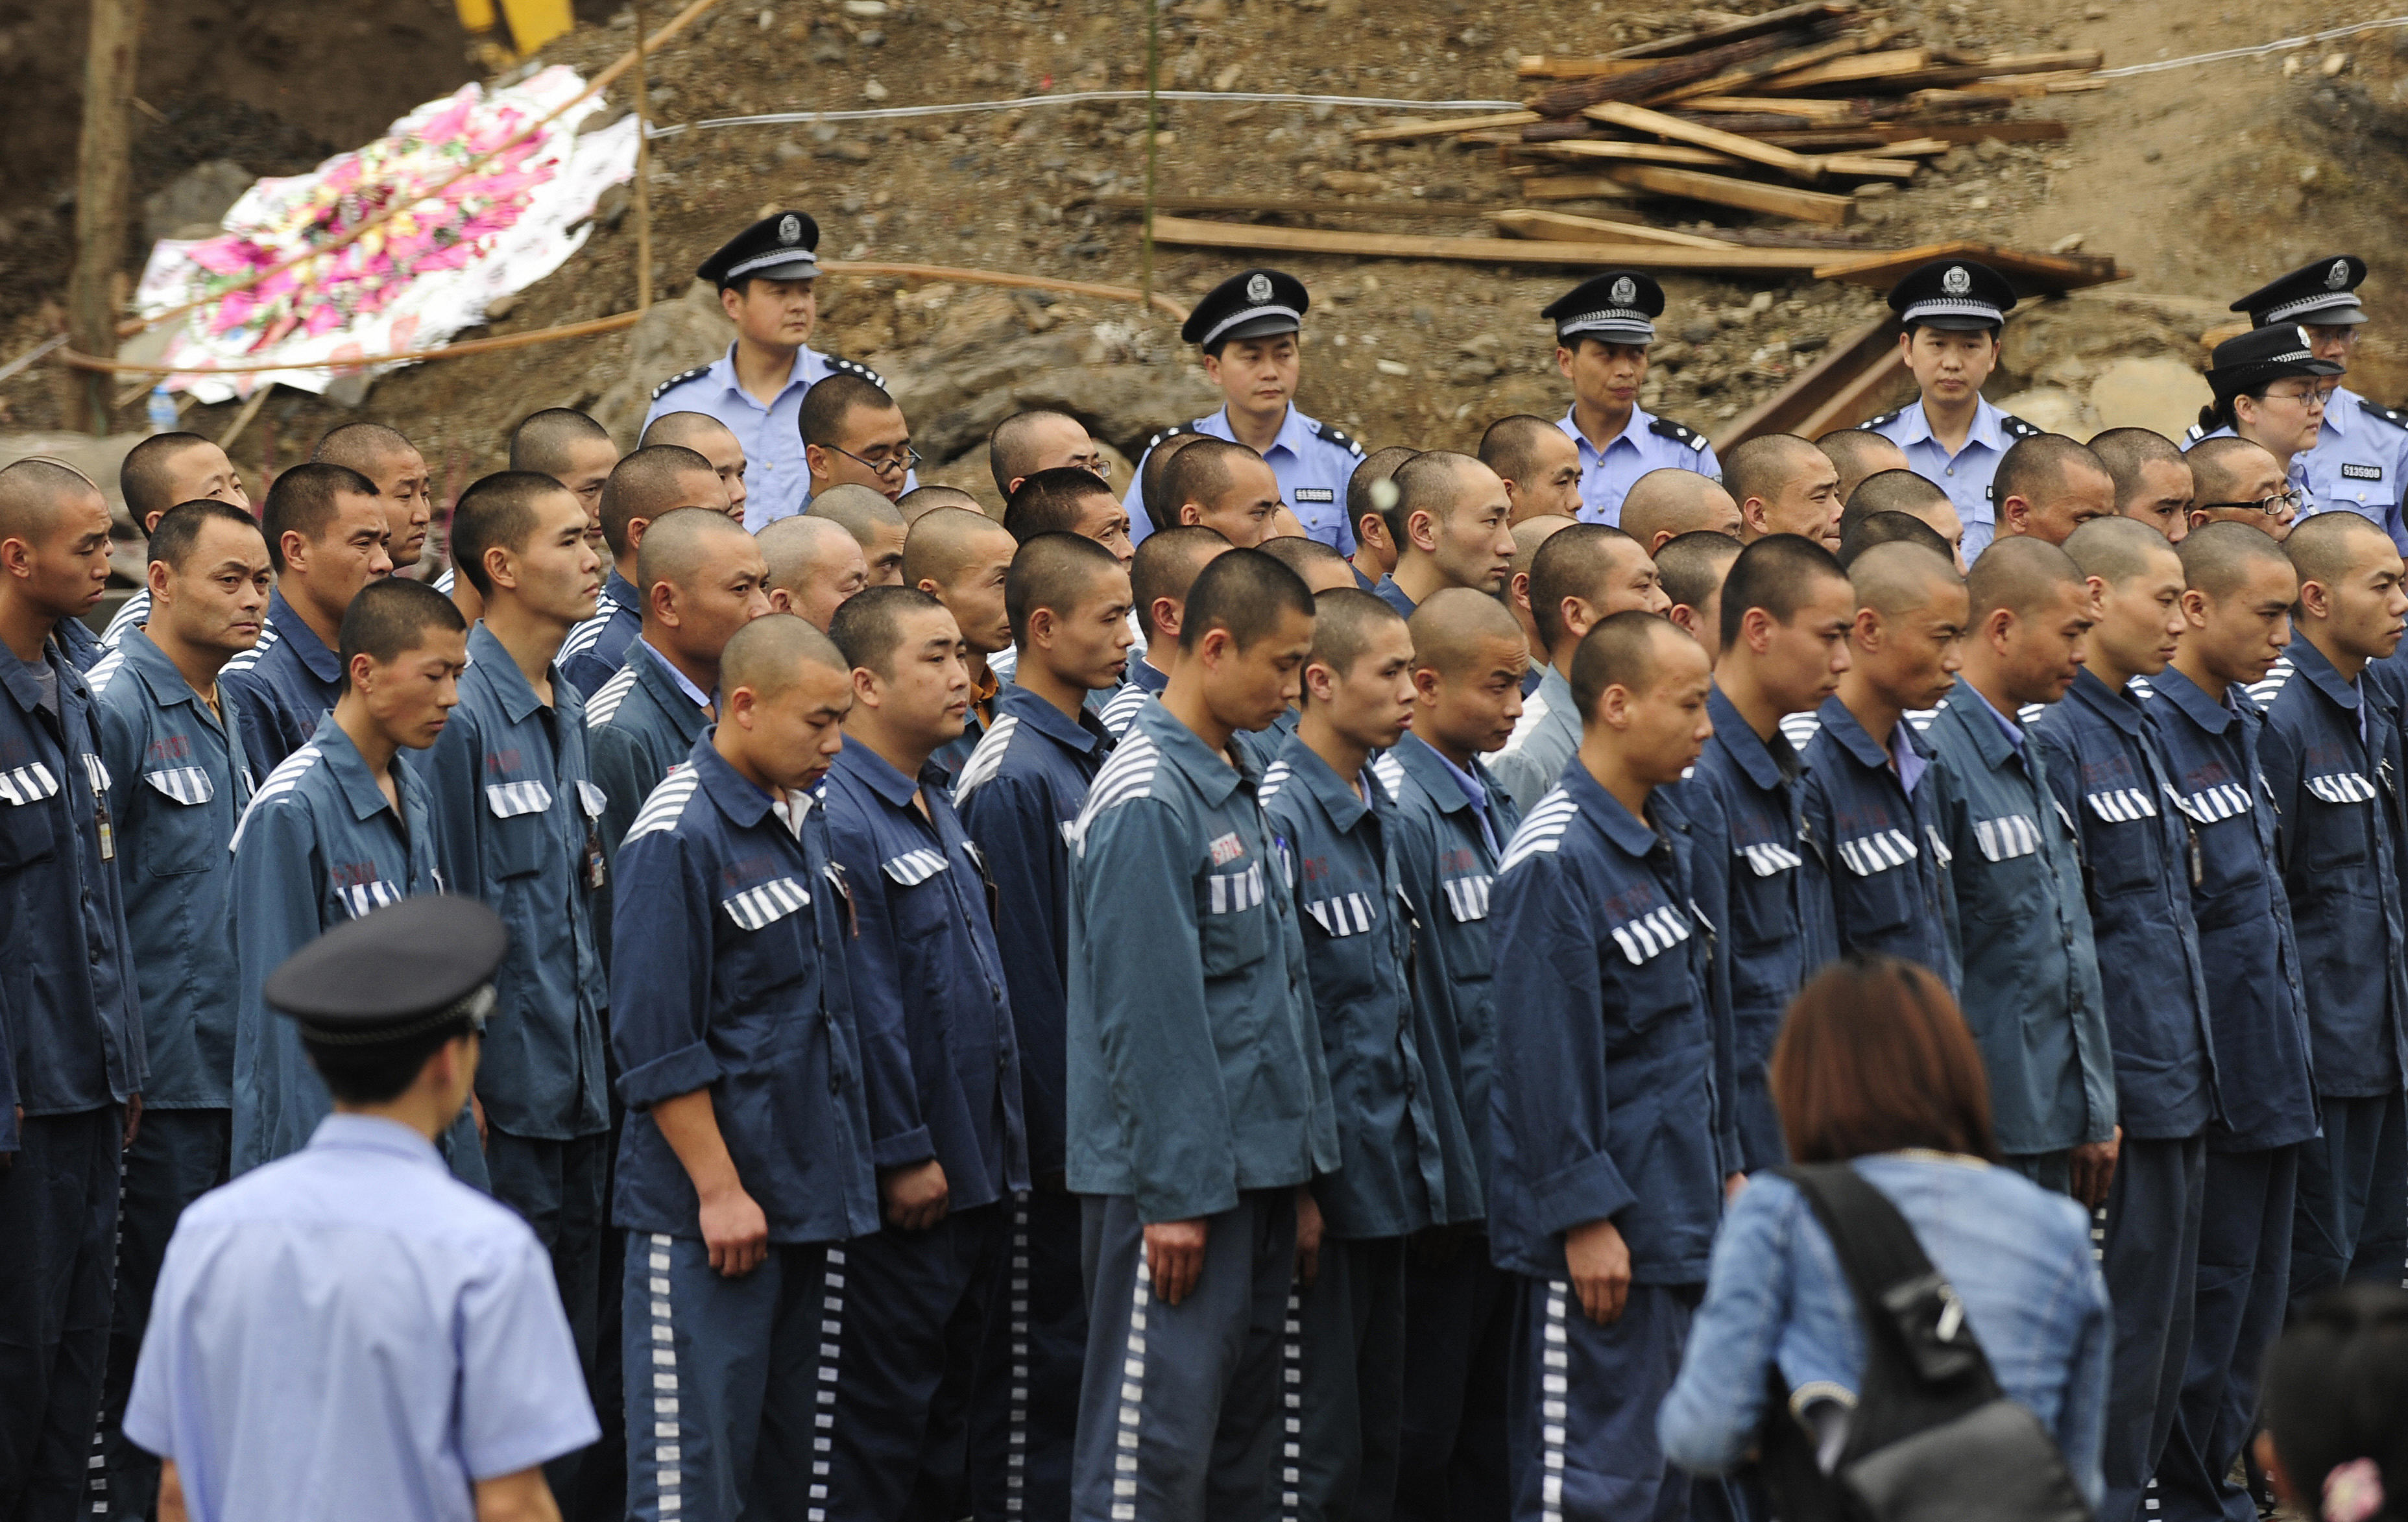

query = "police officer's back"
[{"left": 123, "top": 897, "right": 597, "bottom": 1522}]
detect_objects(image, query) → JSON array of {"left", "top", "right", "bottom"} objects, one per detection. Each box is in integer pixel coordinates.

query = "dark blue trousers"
[
  {"left": 622, "top": 1232, "right": 833, "bottom": 1522},
  {"left": 827, "top": 1200, "right": 1010, "bottom": 1521},
  {"left": 1505, "top": 1275, "right": 1699, "bottom": 1522},
  {"left": 98, "top": 1107, "right": 228, "bottom": 1522},
  {"left": 2289, "top": 1091, "right": 2408, "bottom": 1307},
  {"left": 1073, "top": 1190, "right": 1295, "bottom": 1522},
  {"left": 0, "top": 1107, "right": 121, "bottom": 1522},
  {"left": 2155, "top": 1145, "right": 2296, "bottom": 1522},
  {"left": 969, "top": 1189, "right": 1085, "bottom": 1521},
  {"left": 2096, "top": 1133, "right": 2207, "bottom": 1522},
  {"left": 1397, "top": 1228, "right": 1511, "bottom": 1522},
  {"left": 1290, "top": 1234, "right": 1407, "bottom": 1521},
  {"left": 487, "top": 1128, "right": 610, "bottom": 1505}
]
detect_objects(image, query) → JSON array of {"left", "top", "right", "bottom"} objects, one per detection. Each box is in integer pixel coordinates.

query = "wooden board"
[
  {"left": 1144, "top": 214, "right": 1849, "bottom": 271},
  {"left": 1713, "top": 313, "right": 1901, "bottom": 449},
  {"left": 1598, "top": 164, "right": 1858, "bottom": 224},
  {"left": 1859, "top": 136, "right": 1953, "bottom": 158},
  {"left": 1650, "top": 34, "right": 1873, "bottom": 106},
  {"left": 1580, "top": 99, "right": 1827, "bottom": 181},
  {"left": 1489, "top": 208, "right": 1739, "bottom": 248},
  {"left": 1753, "top": 47, "right": 1930, "bottom": 91},
  {"left": 1753, "top": 120, "right": 2069, "bottom": 149},
  {"left": 1085, "top": 194, "right": 1510, "bottom": 220},
  {"left": 1512, "top": 175, "right": 1650, "bottom": 201},
  {"left": 1811, "top": 154, "right": 1919, "bottom": 180},
  {"left": 1528, "top": 26, "right": 1833, "bottom": 117},
  {"left": 1680, "top": 93, "right": 1868, "bottom": 122},
  {"left": 1526, "top": 140, "right": 1755, "bottom": 169},
  {"left": 1515, "top": 57, "right": 1654, "bottom": 79},
  {"left": 1812, "top": 239, "right": 2126, "bottom": 293},
  {"left": 1353, "top": 111, "right": 1540, "bottom": 144},
  {"left": 1594, "top": 0, "right": 1857, "bottom": 62}
]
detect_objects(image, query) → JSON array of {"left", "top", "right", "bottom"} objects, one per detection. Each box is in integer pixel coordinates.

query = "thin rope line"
[
  {"left": 646, "top": 88, "right": 1526, "bottom": 138},
  {"left": 2093, "top": 14, "right": 2408, "bottom": 78}
]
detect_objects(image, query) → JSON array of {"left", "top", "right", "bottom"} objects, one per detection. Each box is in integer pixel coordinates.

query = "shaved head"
[
  {"left": 1306, "top": 588, "right": 1410, "bottom": 683},
  {"left": 902, "top": 506, "right": 1016, "bottom": 590},
  {"left": 759, "top": 515, "right": 861, "bottom": 592},
  {"left": 1722, "top": 435, "right": 1826, "bottom": 511},
  {"left": 2179, "top": 520, "right": 2295, "bottom": 601},
  {"left": 509, "top": 407, "right": 613, "bottom": 476},
  {"left": 1571, "top": 610, "right": 1691, "bottom": 718},
  {"left": 1818, "top": 428, "right": 1912, "bottom": 502},
  {"left": 2184, "top": 435, "right": 2279, "bottom": 506},
  {"left": 601, "top": 444, "right": 723, "bottom": 555},
  {"left": 1006, "top": 532, "right": 1122, "bottom": 646},
  {"left": 897, "top": 485, "right": 983, "bottom": 524},
  {"left": 1655, "top": 530, "right": 1741, "bottom": 615},
  {"left": 810, "top": 483, "right": 907, "bottom": 543},
  {"left": 1621, "top": 468, "right": 1741, "bottom": 552},
  {"left": 1508, "top": 513, "right": 1578, "bottom": 586},
  {"left": 1140, "top": 431, "right": 1210, "bottom": 534},
  {"left": 2286, "top": 509, "right": 2396, "bottom": 592},
  {"left": 636, "top": 506, "right": 756, "bottom": 595},
  {"left": 1843, "top": 469, "right": 1950, "bottom": 537},
  {"left": 1968, "top": 535, "right": 2086, "bottom": 623},
  {"left": 313, "top": 422, "right": 415, "bottom": 474},
  {"left": 1849, "top": 540, "right": 1961, "bottom": 616},
  {"left": 1408, "top": 586, "right": 1526, "bottom": 677},
  {"left": 0, "top": 458, "right": 102, "bottom": 540},
  {"left": 2062, "top": 514, "right": 2182, "bottom": 586},
  {"left": 2090, "top": 428, "right": 2184, "bottom": 504},
  {"left": 1476, "top": 415, "right": 1561, "bottom": 486},
  {"left": 1840, "top": 511, "right": 1955, "bottom": 568},
  {"left": 989, "top": 409, "right": 1096, "bottom": 496},
  {"left": 1130, "top": 524, "right": 1233, "bottom": 644},
  {"left": 1530, "top": 524, "right": 1646, "bottom": 651},
  {"left": 1995, "top": 433, "right": 2110, "bottom": 512},
  {"left": 1349, "top": 444, "right": 1422, "bottom": 545},
  {"left": 640, "top": 411, "right": 740, "bottom": 454},
  {"left": 721, "top": 609, "right": 849, "bottom": 701}
]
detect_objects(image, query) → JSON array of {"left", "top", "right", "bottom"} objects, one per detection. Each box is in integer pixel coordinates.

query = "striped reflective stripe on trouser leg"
[
  {"left": 646, "top": 1234, "right": 684, "bottom": 1517},
  {"left": 1281, "top": 1288, "right": 1303, "bottom": 1521},
  {"left": 85, "top": 1152, "right": 129, "bottom": 1517},
  {"left": 1007, "top": 1196, "right": 1031, "bottom": 1514},
  {"left": 1111, "top": 1248, "right": 1151, "bottom": 1520},
  {"left": 1541, "top": 1279, "right": 1570, "bottom": 1522},
  {"left": 810, "top": 1246, "right": 848, "bottom": 1521}
]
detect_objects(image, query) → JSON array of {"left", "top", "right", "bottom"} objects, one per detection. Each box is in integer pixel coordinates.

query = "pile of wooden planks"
[{"left": 1352, "top": 0, "right": 2106, "bottom": 235}]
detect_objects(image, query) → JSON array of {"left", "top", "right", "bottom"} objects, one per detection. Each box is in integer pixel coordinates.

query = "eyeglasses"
[
  {"left": 2260, "top": 385, "right": 2330, "bottom": 408},
  {"left": 1068, "top": 455, "right": 1115, "bottom": 481},
  {"left": 832, "top": 443, "right": 924, "bottom": 480},
  {"left": 2197, "top": 488, "right": 2303, "bottom": 516}
]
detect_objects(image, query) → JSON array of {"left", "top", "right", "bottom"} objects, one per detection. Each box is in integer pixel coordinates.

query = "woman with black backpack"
[{"left": 1657, "top": 954, "right": 2112, "bottom": 1521}]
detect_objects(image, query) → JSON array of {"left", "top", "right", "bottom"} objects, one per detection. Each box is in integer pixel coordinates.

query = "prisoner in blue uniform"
[
  {"left": 1261, "top": 719, "right": 1448, "bottom": 1522},
  {"left": 91, "top": 620, "right": 256, "bottom": 1522},
  {"left": 1923, "top": 682, "right": 2118, "bottom": 1179},
  {"left": 221, "top": 586, "right": 345, "bottom": 779},
  {"left": 1066, "top": 635, "right": 1339, "bottom": 1522},
  {"left": 822, "top": 719, "right": 1030, "bottom": 1519},
  {"left": 1122, "top": 269, "right": 1365, "bottom": 551},
  {"left": 414, "top": 619, "right": 614, "bottom": 1479},
  {"left": 124, "top": 897, "right": 598, "bottom": 1522},
  {"left": 610, "top": 718, "right": 882, "bottom": 1522},
  {"left": 2032, "top": 629, "right": 2220, "bottom": 1522},
  {"left": 1860, "top": 260, "right": 2040, "bottom": 560},
  {"left": 2146, "top": 646, "right": 2320, "bottom": 1522},
  {"left": 1797, "top": 695, "right": 1960, "bottom": 989},
  {"left": 558, "top": 567, "right": 642, "bottom": 701},
  {"left": 640, "top": 211, "right": 893, "bottom": 529},
  {"left": 0, "top": 565, "right": 145, "bottom": 1520},
  {"left": 2256, "top": 584, "right": 2408, "bottom": 1306},
  {"left": 230, "top": 707, "right": 483, "bottom": 1181},
  {"left": 1381, "top": 729, "right": 1521, "bottom": 1522},
  {"left": 2228, "top": 254, "right": 2408, "bottom": 548},
  {"left": 1486, "top": 619, "right": 1731, "bottom": 1522},
  {"left": 1541, "top": 271, "right": 1719, "bottom": 526},
  {"left": 954, "top": 677, "right": 1114, "bottom": 1522}
]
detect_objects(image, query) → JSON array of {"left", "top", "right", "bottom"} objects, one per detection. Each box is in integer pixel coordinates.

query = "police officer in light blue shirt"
[
  {"left": 88, "top": 501, "right": 267, "bottom": 1522},
  {"left": 2228, "top": 255, "right": 2408, "bottom": 548},
  {"left": 641, "top": 211, "right": 896, "bottom": 530},
  {"left": 228, "top": 579, "right": 483, "bottom": 1182},
  {"left": 1486, "top": 610, "right": 1736, "bottom": 1522},
  {"left": 2188, "top": 327, "right": 2344, "bottom": 527},
  {"left": 952, "top": 534, "right": 1133, "bottom": 1522},
  {"left": 1123, "top": 269, "right": 1367, "bottom": 551},
  {"left": 1543, "top": 271, "right": 1720, "bottom": 527},
  {"left": 607, "top": 616, "right": 880, "bottom": 1522},
  {"left": 222, "top": 463, "right": 396, "bottom": 777},
  {"left": 1860, "top": 260, "right": 2042, "bottom": 560},
  {"left": 1261, "top": 590, "right": 1448, "bottom": 1521},
  {"left": 1379, "top": 591, "right": 1527, "bottom": 1522},
  {"left": 0, "top": 459, "right": 145, "bottom": 1521},
  {"left": 1065, "top": 549, "right": 1338, "bottom": 1521},
  {"left": 125, "top": 896, "right": 599, "bottom": 1522}
]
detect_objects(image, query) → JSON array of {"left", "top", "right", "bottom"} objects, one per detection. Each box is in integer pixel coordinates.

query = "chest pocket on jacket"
[
  {"left": 483, "top": 779, "right": 554, "bottom": 880},
  {"left": 337, "top": 877, "right": 404, "bottom": 920},
  {"left": 1438, "top": 872, "right": 1494, "bottom": 978},
  {"left": 1201, "top": 860, "right": 1268, "bottom": 976},
  {"left": 722, "top": 876, "right": 812, "bottom": 931},
  {"left": 2083, "top": 785, "right": 2165, "bottom": 897},
  {"left": 1836, "top": 827, "right": 1918, "bottom": 877},
  {"left": 1607, "top": 902, "right": 1692, "bottom": 967},
  {"left": 0, "top": 761, "right": 60, "bottom": 871},
  {"left": 1304, "top": 891, "right": 1375, "bottom": 937},
  {"left": 1972, "top": 813, "right": 2041, "bottom": 863},
  {"left": 2084, "top": 787, "right": 2158, "bottom": 823},
  {"left": 2303, "top": 773, "right": 2376, "bottom": 871},
  {"left": 882, "top": 848, "right": 949, "bottom": 886},
  {"left": 141, "top": 766, "right": 217, "bottom": 877},
  {"left": 2173, "top": 782, "right": 2252, "bottom": 825},
  {"left": 1733, "top": 840, "right": 1803, "bottom": 878}
]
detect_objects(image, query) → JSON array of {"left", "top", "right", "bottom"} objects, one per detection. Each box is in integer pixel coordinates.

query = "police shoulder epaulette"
[
  {"left": 1140, "top": 422, "right": 1198, "bottom": 455},
  {"left": 2367, "top": 404, "right": 2408, "bottom": 432},
  {"left": 2182, "top": 421, "right": 2209, "bottom": 445},
  {"left": 2001, "top": 413, "right": 2043, "bottom": 439},
  {"left": 1311, "top": 420, "right": 1366, "bottom": 458},
  {"left": 649, "top": 365, "right": 711, "bottom": 402},
  {"left": 1648, "top": 416, "right": 1711, "bottom": 453},
  {"left": 1859, "top": 409, "right": 1903, "bottom": 431},
  {"left": 826, "top": 355, "right": 886, "bottom": 388}
]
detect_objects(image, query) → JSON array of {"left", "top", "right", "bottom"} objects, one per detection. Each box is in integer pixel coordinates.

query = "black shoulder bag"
[{"left": 1750, "top": 1163, "right": 2095, "bottom": 1522}]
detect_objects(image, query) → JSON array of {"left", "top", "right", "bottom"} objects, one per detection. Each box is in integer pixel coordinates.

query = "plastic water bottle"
[{"left": 145, "top": 385, "right": 177, "bottom": 435}]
